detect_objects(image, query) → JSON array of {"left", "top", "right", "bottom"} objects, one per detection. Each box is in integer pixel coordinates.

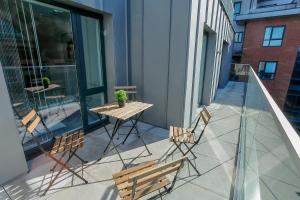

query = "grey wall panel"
[
  {"left": 211, "top": 5, "right": 222, "bottom": 97},
  {"left": 129, "top": 0, "right": 143, "bottom": 100},
  {"left": 190, "top": 2, "right": 205, "bottom": 124},
  {"left": 104, "top": 0, "right": 128, "bottom": 85},
  {"left": 213, "top": 4, "right": 224, "bottom": 96},
  {"left": 167, "top": 0, "right": 191, "bottom": 127},
  {"left": 202, "top": 0, "right": 208, "bottom": 24},
  {"left": 206, "top": 0, "right": 214, "bottom": 27},
  {"left": 103, "top": 15, "right": 117, "bottom": 103},
  {"left": 142, "top": 0, "right": 171, "bottom": 127},
  {"left": 183, "top": 0, "right": 200, "bottom": 127},
  {"left": 212, "top": 0, "right": 218, "bottom": 31}
]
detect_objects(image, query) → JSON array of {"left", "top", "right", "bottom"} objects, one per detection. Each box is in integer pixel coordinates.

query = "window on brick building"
[
  {"left": 234, "top": 32, "right": 243, "bottom": 43},
  {"left": 234, "top": 2, "right": 241, "bottom": 15},
  {"left": 263, "top": 26, "right": 285, "bottom": 47},
  {"left": 258, "top": 61, "right": 278, "bottom": 80}
]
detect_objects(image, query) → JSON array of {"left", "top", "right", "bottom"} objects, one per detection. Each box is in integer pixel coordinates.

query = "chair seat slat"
[
  {"left": 113, "top": 157, "right": 185, "bottom": 200},
  {"left": 121, "top": 178, "right": 170, "bottom": 199},
  {"left": 50, "top": 131, "right": 85, "bottom": 155},
  {"left": 113, "top": 161, "right": 157, "bottom": 179}
]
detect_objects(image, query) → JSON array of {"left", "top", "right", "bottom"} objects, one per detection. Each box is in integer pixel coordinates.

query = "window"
[
  {"left": 234, "top": 2, "right": 241, "bottom": 15},
  {"left": 234, "top": 32, "right": 243, "bottom": 43},
  {"left": 263, "top": 26, "right": 285, "bottom": 47},
  {"left": 258, "top": 61, "right": 278, "bottom": 80}
]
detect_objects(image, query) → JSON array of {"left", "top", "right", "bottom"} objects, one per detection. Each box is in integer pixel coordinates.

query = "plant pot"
[{"left": 118, "top": 100, "right": 126, "bottom": 108}]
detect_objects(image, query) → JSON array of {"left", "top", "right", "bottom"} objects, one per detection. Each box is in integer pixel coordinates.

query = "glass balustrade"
[{"left": 234, "top": 64, "right": 300, "bottom": 200}]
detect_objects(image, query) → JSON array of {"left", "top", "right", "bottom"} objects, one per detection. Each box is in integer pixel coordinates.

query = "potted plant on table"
[
  {"left": 42, "top": 77, "right": 51, "bottom": 88},
  {"left": 115, "top": 90, "right": 128, "bottom": 108}
]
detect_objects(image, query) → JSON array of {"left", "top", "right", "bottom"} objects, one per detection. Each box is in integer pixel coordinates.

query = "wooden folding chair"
[
  {"left": 21, "top": 109, "right": 88, "bottom": 196},
  {"left": 114, "top": 86, "right": 137, "bottom": 101},
  {"left": 112, "top": 157, "right": 186, "bottom": 200},
  {"left": 167, "top": 106, "right": 211, "bottom": 175}
]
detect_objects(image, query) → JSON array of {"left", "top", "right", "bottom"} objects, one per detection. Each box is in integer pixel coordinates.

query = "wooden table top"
[
  {"left": 24, "top": 84, "right": 61, "bottom": 93},
  {"left": 90, "top": 101, "right": 153, "bottom": 120}
]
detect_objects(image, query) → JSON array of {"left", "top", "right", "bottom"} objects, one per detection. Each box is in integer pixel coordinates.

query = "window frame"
[
  {"left": 257, "top": 61, "right": 278, "bottom": 80},
  {"left": 234, "top": 2, "right": 242, "bottom": 15},
  {"left": 234, "top": 32, "right": 244, "bottom": 43},
  {"left": 262, "top": 25, "right": 286, "bottom": 47}
]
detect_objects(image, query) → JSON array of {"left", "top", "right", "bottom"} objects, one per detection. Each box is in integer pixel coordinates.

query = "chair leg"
[
  {"left": 43, "top": 151, "right": 88, "bottom": 196},
  {"left": 133, "top": 121, "right": 151, "bottom": 155},
  {"left": 50, "top": 151, "right": 67, "bottom": 171},
  {"left": 167, "top": 143, "right": 181, "bottom": 158},
  {"left": 174, "top": 143, "right": 201, "bottom": 176},
  {"left": 73, "top": 152, "right": 88, "bottom": 164},
  {"left": 168, "top": 157, "right": 185, "bottom": 193},
  {"left": 122, "top": 112, "right": 144, "bottom": 144},
  {"left": 183, "top": 143, "right": 197, "bottom": 159},
  {"left": 138, "top": 135, "right": 152, "bottom": 155},
  {"left": 43, "top": 152, "right": 74, "bottom": 196}
]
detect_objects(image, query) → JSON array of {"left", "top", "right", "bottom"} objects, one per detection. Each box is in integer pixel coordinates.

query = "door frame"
[
  {"left": 39, "top": 0, "right": 109, "bottom": 132},
  {"left": 198, "top": 31, "right": 209, "bottom": 105},
  {"left": 71, "top": 11, "right": 108, "bottom": 132}
]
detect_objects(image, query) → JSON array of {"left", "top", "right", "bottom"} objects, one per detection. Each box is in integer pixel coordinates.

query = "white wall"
[{"left": 0, "top": 63, "right": 28, "bottom": 185}]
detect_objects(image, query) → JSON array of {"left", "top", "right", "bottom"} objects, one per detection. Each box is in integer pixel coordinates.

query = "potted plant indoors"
[
  {"left": 115, "top": 90, "right": 128, "bottom": 108},
  {"left": 42, "top": 77, "right": 51, "bottom": 88}
]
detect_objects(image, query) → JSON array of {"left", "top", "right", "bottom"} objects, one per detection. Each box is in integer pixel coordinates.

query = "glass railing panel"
[
  {"left": 240, "top": 67, "right": 300, "bottom": 200},
  {"left": 2, "top": 65, "right": 82, "bottom": 152}
]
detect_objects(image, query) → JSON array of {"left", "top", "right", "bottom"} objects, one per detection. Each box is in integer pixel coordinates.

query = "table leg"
[
  {"left": 103, "top": 119, "right": 121, "bottom": 154},
  {"left": 97, "top": 119, "right": 127, "bottom": 167},
  {"left": 121, "top": 112, "right": 152, "bottom": 155},
  {"left": 122, "top": 111, "right": 144, "bottom": 144}
]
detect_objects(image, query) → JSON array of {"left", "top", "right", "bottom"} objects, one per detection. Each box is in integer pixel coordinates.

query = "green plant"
[
  {"left": 115, "top": 90, "right": 128, "bottom": 102},
  {"left": 42, "top": 77, "right": 51, "bottom": 88}
]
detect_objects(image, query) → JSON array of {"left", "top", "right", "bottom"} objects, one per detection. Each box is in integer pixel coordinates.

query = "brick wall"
[{"left": 241, "top": 15, "right": 300, "bottom": 108}]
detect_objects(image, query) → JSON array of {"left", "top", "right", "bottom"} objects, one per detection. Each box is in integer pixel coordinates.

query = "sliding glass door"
[
  {"left": 0, "top": 0, "right": 107, "bottom": 158},
  {"left": 73, "top": 12, "right": 107, "bottom": 130}
]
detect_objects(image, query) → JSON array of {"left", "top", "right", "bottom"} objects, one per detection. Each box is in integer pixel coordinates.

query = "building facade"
[
  {"left": 0, "top": 0, "right": 234, "bottom": 184},
  {"left": 233, "top": 0, "right": 300, "bottom": 131}
]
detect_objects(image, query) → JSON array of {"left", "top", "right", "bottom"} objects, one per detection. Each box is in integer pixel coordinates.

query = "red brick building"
[{"left": 241, "top": 15, "right": 300, "bottom": 108}]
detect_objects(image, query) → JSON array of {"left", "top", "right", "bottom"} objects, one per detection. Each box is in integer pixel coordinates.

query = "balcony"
[
  {"left": 1, "top": 65, "right": 299, "bottom": 200},
  {"left": 0, "top": 83, "right": 242, "bottom": 199}
]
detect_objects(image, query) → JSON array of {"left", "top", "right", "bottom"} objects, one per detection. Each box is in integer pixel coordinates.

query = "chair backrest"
[
  {"left": 114, "top": 86, "right": 137, "bottom": 100},
  {"left": 191, "top": 106, "right": 211, "bottom": 133},
  {"left": 21, "top": 109, "right": 53, "bottom": 152},
  {"left": 128, "top": 157, "right": 186, "bottom": 200},
  {"left": 21, "top": 109, "right": 41, "bottom": 135}
]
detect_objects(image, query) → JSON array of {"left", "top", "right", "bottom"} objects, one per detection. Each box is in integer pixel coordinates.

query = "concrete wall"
[
  {"left": 128, "top": 0, "right": 234, "bottom": 128},
  {"left": 0, "top": 62, "right": 28, "bottom": 185},
  {"left": 128, "top": 0, "right": 191, "bottom": 127}
]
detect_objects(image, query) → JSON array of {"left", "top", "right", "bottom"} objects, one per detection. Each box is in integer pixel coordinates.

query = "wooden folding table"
[{"left": 90, "top": 101, "right": 153, "bottom": 167}]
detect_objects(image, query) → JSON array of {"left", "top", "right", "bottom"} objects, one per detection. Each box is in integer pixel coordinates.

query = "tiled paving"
[{"left": 2, "top": 82, "right": 244, "bottom": 200}]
